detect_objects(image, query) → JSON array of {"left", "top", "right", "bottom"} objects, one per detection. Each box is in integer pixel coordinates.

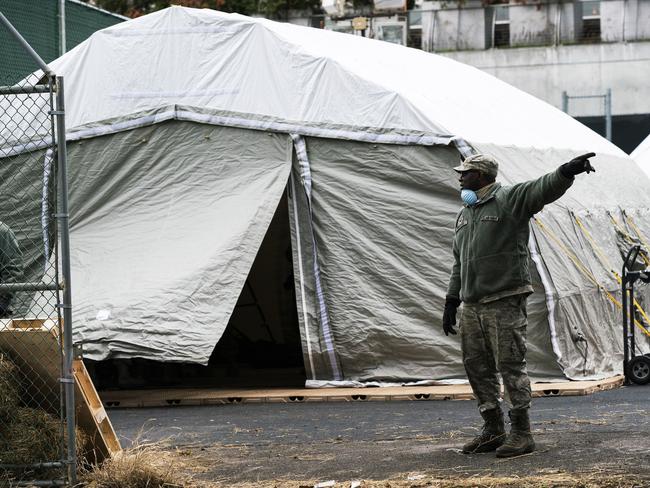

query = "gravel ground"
[{"left": 108, "top": 384, "right": 650, "bottom": 486}]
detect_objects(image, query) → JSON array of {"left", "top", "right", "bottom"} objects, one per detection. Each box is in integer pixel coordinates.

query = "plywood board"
[
  {"left": 99, "top": 375, "right": 625, "bottom": 408},
  {"left": 0, "top": 319, "right": 121, "bottom": 460},
  {"left": 0, "top": 319, "right": 62, "bottom": 413}
]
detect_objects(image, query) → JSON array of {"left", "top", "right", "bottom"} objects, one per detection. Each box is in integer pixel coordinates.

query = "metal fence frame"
[
  {"left": 0, "top": 11, "right": 75, "bottom": 487},
  {"left": 562, "top": 88, "right": 613, "bottom": 141}
]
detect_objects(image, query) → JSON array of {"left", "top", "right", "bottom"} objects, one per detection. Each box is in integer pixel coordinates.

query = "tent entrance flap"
[
  {"left": 209, "top": 189, "right": 305, "bottom": 385},
  {"left": 85, "top": 190, "right": 305, "bottom": 390}
]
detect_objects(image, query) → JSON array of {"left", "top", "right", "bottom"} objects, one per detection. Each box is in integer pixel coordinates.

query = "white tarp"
[
  {"left": 632, "top": 134, "right": 650, "bottom": 175},
  {"left": 6, "top": 6, "right": 625, "bottom": 157}
]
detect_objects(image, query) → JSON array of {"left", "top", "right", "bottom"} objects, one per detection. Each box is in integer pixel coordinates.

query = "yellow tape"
[
  {"left": 624, "top": 213, "right": 650, "bottom": 265},
  {"left": 609, "top": 212, "right": 650, "bottom": 266},
  {"left": 573, "top": 215, "right": 620, "bottom": 282},
  {"left": 534, "top": 217, "right": 650, "bottom": 338}
]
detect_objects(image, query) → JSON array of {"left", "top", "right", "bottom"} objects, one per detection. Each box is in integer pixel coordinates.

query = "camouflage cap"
[{"left": 453, "top": 154, "right": 499, "bottom": 177}]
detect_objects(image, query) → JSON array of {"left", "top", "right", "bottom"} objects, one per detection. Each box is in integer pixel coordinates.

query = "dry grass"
[
  {"left": 79, "top": 443, "right": 193, "bottom": 488},
  {"left": 0, "top": 407, "right": 62, "bottom": 465},
  {"left": 0, "top": 353, "right": 20, "bottom": 421},
  {"left": 73, "top": 442, "right": 650, "bottom": 488},
  {"left": 0, "top": 354, "right": 86, "bottom": 482},
  {"left": 205, "top": 472, "right": 647, "bottom": 488}
]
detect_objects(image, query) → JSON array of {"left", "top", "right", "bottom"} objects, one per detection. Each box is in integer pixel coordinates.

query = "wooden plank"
[
  {"left": 98, "top": 376, "right": 625, "bottom": 408},
  {"left": 73, "top": 359, "right": 122, "bottom": 461},
  {"left": 531, "top": 375, "right": 624, "bottom": 397}
]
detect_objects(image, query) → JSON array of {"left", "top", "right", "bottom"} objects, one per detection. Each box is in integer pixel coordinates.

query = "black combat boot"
[
  {"left": 495, "top": 408, "right": 536, "bottom": 458},
  {"left": 462, "top": 408, "right": 506, "bottom": 454}
]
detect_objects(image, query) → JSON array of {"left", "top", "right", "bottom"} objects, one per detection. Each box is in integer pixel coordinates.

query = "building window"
[
  {"left": 494, "top": 4, "right": 510, "bottom": 48},
  {"left": 310, "top": 15, "right": 326, "bottom": 28},
  {"left": 407, "top": 9, "right": 422, "bottom": 49},
  {"left": 580, "top": 0, "right": 601, "bottom": 42},
  {"left": 378, "top": 24, "right": 406, "bottom": 45}
]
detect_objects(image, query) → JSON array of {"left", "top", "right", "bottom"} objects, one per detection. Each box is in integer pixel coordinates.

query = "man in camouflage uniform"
[
  {"left": 442, "top": 152, "right": 596, "bottom": 457},
  {"left": 0, "top": 222, "right": 22, "bottom": 317}
]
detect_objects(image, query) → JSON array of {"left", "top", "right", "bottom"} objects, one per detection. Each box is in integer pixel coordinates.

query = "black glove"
[
  {"left": 442, "top": 296, "right": 461, "bottom": 336},
  {"left": 560, "top": 152, "right": 596, "bottom": 178}
]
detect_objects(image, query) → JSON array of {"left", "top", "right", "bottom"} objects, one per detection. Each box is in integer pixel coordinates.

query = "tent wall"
[
  {"left": 525, "top": 265, "right": 566, "bottom": 379},
  {"left": 0, "top": 148, "right": 56, "bottom": 316},
  {"left": 290, "top": 138, "right": 476, "bottom": 382},
  {"left": 474, "top": 143, "right": 650, "bottom": 379},
  {"left": 67, "top": 121, "right": 292, "bottom": 364},
  {"left": 290, "top": 137, "right": 650, "bottom": 383}
]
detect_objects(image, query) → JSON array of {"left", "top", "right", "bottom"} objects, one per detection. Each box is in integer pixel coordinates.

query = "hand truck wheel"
[{"left": 627, "top": 355, "right": 650, "bottom": 385}]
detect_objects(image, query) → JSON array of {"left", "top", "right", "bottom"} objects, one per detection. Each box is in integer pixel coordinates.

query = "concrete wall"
[
  {"left": 421, "top": 0, "right": 649, "bottom": 51},
  {"left": 602, "top": 0, "right": 650, "bottom": 41},
  {"left": 637, "top": 1, "right": 650, "bottom": 39},
  {"left": 423, "top": 1, "right": 486, "bottom": 51},
  {"left": 440, "top": 41, "right": 650, "bottom": 118},
  {"left": 510, "top": 4, "right": 554, "bottom": 47},
  {"left": 602, "top": 1, "right": 625, "bottom": 42}
]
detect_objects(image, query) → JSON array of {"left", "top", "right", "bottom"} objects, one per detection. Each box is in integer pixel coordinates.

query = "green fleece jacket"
[{"left": 446, "top": 168, "right": 573, "bottom": 304}]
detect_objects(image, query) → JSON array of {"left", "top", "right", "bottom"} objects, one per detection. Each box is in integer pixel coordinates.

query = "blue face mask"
[{"left": 461, "top": 189, "right": 478, "bottom": 206}]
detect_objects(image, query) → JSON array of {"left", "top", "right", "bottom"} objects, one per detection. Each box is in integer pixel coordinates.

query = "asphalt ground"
[{"left": 108, "top": 385, "right": 650, "bottom": 485}]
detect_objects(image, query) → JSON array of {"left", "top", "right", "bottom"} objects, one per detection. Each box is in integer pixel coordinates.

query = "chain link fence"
[{"left": 0, "top": 12, "right": 76, "bottom": 488}]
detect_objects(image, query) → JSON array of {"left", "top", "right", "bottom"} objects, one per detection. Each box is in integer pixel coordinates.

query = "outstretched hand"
[{"left": 560, "top": 152, "right": 596, "bottom": 178}]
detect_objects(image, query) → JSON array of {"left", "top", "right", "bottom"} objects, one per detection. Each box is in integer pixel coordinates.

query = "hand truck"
[{"left": 622, "top": 245, "right": 650, "bottom": 385}]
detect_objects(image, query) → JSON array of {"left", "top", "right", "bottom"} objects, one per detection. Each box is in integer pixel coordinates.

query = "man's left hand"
[{"left": 560, "top": 152, "right": 596, "bottom": 178}]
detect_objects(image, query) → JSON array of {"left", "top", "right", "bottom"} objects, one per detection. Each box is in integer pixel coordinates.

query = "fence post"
[
  {"left": 55, "top": 75, "right": 77, "bottom": 485},
  {"left": 59, "top": 0, "right": 67, "bottom": 56},
  {"left": 561, "top": 90, "right": 568, "bottom": 113}
]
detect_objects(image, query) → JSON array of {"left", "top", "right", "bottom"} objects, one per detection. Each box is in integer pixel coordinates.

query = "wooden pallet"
[
  {"left": 0, "top": 318, "right": 121, "bottom": 460},
  {"left": 98, "top": 375, "right": 625, "bottom": 408}
]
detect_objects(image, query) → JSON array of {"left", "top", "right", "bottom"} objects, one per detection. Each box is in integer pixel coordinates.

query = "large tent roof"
[
  {"left": 632, "top": 134, "right": 650, "bottom": 173},
  {"left": 41, "top": 6, "right": 624, "bottom": 155}
]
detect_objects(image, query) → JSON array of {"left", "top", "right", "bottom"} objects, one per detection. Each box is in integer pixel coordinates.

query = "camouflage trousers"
[{"left": 460, "top": 294, "right": 532, "bottom": 412}]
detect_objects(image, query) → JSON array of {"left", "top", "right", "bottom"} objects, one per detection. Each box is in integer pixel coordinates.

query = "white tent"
[
  {"left": 2, "top": 6, "right": 649, "bottom": 385},
  {"left": 632, "top": 134, "right": 650, "bottom": 175}
]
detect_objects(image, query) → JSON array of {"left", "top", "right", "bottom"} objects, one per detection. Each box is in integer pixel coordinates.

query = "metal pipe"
[
  {"left": 48, "top": 79, "right": 68, "bottom": 484},
  {"left": 565, "top": 94, "right": 605, "bottom": 100},
  {"left": 0, "top": 85, "right": 52, "bottom": 95},
  {"left": 0, "top": 282, "right": 62, "bottom": 292},
  {"left": 605, "top": 88, "right": 612, "bottom": 142},
  {"left": 59, "top": 0, "right": 67, "bottom": 56},
  {"left": 0, "top": 462, "right": 65, "bottom": 469},
  {"left": 0, "top": 12, "right": 54, "bottom": 77},
  {"left": 55, "top": 76, "right": 76, "bottom": 486},
  {"left": 561, "top": 91, "right": 568, "bottom": 113},
  {"left": 622, "top": 279, "right": 628, "bottom": 381},
  {"left": 630, "top": 281, "right": 636, "bottom": 359},
  {"left": 13, "top": 481, "right": 66, "bottom": 488}
]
